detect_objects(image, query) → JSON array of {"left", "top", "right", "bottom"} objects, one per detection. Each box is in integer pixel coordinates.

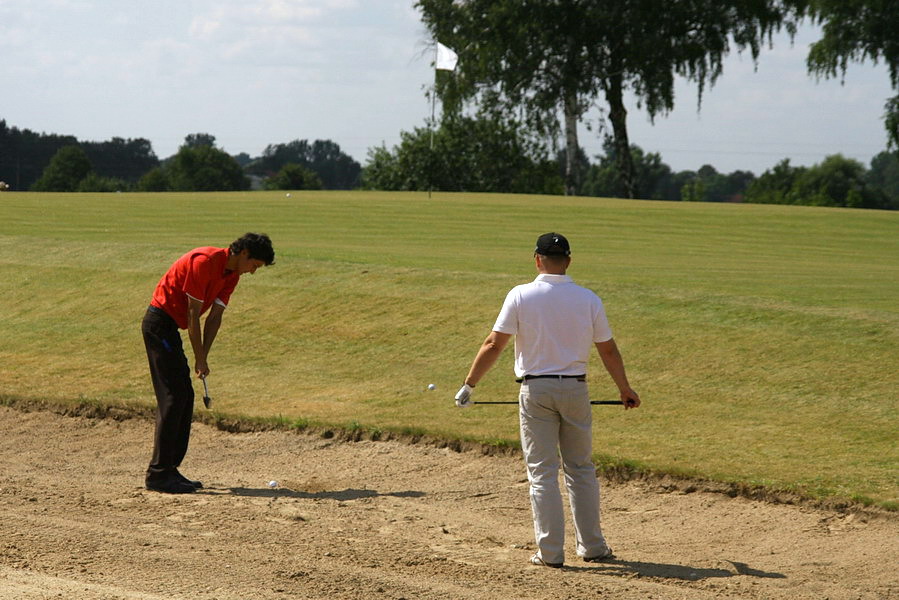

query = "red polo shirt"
[{"left": 150, "top": 247, "right": 240, "bottom": 330}]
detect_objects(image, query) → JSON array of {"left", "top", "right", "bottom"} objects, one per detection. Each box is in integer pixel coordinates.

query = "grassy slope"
[{"left": 1, "top": 191, "right": 896, "bottom": 507}]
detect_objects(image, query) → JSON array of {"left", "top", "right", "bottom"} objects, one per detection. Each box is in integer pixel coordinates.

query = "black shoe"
[
  {"left": 146, "top": 478, "right": 197, "bottom": 494},
  {"left": 175, "top": 471, "right": 203, "bottom": 489}
]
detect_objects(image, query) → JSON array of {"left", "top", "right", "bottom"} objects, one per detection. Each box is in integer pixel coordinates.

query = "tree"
[
  {"left": 744, "top": 155, "right": 889, "bottom": 208},
  {"left": 247, "top": 139, "right": 361, "bottom": 189},
  {"left": 306, "top": 139, "right": 362, "bottom": 190},
  {"left": 0, "top": 120, "right": 79, "bottom": 190},
  {"left": 684, "top": 165, "right": 756, "bottom": 202},
  {"left": 167, "top": 142, "right": 248, "bottom": 192},
  {"left": 867, "top": 151, "right": 899, "bottom": 209},
  {"left": 806, "top": 0, "right": 899, "bottom": 147},
  {"left": 361, "top": 115, "right": 562, "bottom": 194},
  {"left": 81, "top": 137, "right": 158, "bottom": 183},
  {"left": 233, "top": 152, "right": 253, "bottom": 167},
  {"left": 360, "top": 145, "right": 403, "bottom": 191},
  {"left": 182, "top": 133, "right": 218, "bottom": 149},
  {"left": 31, "top": 146, "right": 93, "bottom": 191},
  {"left": 744, "top": 159, "right": 806, "bottom": 205},
  {"left": 681, "top": 178, "right": 707, "bottom": 202},
  {"left": 264, "top": 163, "right": 323, "bottom": 191},
  {"left": 416, "top": 0, "right": 802, "bottom": 197},
  {"left": 791, "top": 154, "right": 875, "bottom": 207},
  {"left": 136, "top": 168, "right": 171, "bottom": 192},
  {"left": 556, "top": 146, "right": 591, "bottom": 196},
  {"left": 581, "top": 138, "right": 675, "bottom": 200}
]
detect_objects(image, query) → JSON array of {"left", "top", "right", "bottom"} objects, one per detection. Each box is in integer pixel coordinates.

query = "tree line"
[
  {"left": 2, "top": 116, "right": 898, "bottom": 209},
  {"left": 362, "top": 117, "right": 899, "bottom": 209},
  {"left": 0, "top": 121, "right": 362, "bottom": 193}
]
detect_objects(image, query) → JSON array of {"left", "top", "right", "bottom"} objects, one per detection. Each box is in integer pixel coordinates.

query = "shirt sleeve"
[
  {"left": 216, "top": 278, "right": 237, "bottom": 307},
  {"left": 182, "top": 253, "right": 210, "bottom": 303},
  {"left": 492, "top": 288, "right": 519, "bottom": 334}
]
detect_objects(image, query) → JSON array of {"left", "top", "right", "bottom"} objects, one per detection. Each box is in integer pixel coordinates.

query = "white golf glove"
[{"left": 454, "top": 383, "right": 474, "bottom": 408}]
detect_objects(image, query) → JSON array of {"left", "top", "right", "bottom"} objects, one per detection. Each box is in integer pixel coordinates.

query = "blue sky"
[{"left": 2, "top": 0, "right": 894, "bottom": 175}]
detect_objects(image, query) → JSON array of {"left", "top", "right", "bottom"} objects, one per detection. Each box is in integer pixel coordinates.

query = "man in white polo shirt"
[{"left": 454, "top": 232, "right": 640, "bottom": 568}]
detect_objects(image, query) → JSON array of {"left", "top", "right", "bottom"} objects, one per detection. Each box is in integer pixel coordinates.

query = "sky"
[{"left": 2, "top": 0, "right": 895, "bottom": 175}]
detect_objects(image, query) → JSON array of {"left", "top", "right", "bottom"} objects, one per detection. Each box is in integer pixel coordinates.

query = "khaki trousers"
[{"left": 519, "top": 377, "right": 609, "bottom": 564}]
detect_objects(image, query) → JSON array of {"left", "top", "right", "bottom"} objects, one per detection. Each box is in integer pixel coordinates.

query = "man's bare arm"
[{"left": 595, "top": 338, "right": 640, "bottom": 409}]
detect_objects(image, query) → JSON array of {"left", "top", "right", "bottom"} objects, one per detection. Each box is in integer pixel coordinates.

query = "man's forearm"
[
  {"left": 187, "top": 314, "right": 207, "bottom": 364},
  {"left": 465, "top": 347, "right": 500, "bottom": 386},
  {"left": 464, "top": 332, "right": 511, "bottom": 386},
  {"left": 596, "top": 339, "right": 631, "bottom": 391},
  {"left": 202, "top": 312, "right": 222, "bottom": 355}
]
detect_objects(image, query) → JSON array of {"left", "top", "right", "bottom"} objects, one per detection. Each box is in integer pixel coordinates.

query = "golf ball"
[
  {"left": 267, "top": 480, "right": 278, "bottom": 488},
  {"left": 285, "top": 193, "right": 291, "bottom": 198},
  {"left": 427, "top": 384, "right": 436, "bottom": 391}
]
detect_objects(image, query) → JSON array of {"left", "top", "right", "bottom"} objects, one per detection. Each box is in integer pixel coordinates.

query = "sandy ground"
[{"left": 0, "top": 404, "right": 896, "bottom": 600}]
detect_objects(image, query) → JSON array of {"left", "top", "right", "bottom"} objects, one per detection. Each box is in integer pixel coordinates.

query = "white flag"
[{"left": 436, "top": 42, "right": 458, "bottom": 71}]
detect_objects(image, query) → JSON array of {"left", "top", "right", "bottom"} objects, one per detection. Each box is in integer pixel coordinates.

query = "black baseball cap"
[{"left": 534, "top": 232, "right": 570, "bottom": 257}]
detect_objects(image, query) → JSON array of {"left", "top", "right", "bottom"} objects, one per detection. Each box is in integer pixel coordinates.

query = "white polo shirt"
[{"left": 493, "top": 274, "right": 613, "bottom": 378}]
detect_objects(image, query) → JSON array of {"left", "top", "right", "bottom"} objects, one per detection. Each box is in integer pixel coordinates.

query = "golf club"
[
  {"left": 472, "top": 400, "right": 624, "bottom": 406},
  {"left": 201, "top": 376, "right": 212, "bottom": 409}
]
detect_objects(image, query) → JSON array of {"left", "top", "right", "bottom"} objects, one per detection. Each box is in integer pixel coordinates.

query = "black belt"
[
  {"left": 146, "top": 305, "right": 177, "bottom": 328},
  {"left": 516, "top": 374, "right": 586, "bottom": 383},
  {"left": 147, "top": 305, "right": 167, "bottom": 316}
]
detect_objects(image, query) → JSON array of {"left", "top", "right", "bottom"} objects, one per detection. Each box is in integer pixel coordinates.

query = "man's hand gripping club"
[{"left": 454, "top": 383, "right": 474, "bottom": 408}]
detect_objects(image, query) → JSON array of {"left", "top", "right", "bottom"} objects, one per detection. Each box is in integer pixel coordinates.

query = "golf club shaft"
[{"left": 473, "top": 400, "right": 623, "bottom": 405}]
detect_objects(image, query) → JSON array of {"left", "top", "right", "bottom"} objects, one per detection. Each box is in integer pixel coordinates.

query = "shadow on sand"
[{"left": 568, "top": 558, "right": 786, "bottom": 580}]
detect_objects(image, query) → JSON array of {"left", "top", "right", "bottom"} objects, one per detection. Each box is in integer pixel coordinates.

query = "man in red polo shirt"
[{"left": 141, "top": 233, "right": 275, "bottom": 493}]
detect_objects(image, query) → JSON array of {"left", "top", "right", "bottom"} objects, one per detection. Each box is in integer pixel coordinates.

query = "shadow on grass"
[
  {"left": 223, "top": 487, "right": 426, "bottom": 501},
  {"left": 567, "top": 558, "right": 785, "bottom": 580}
]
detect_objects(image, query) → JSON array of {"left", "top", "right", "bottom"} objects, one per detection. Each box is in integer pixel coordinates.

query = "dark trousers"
[{"left": 141, "top": 306, "right": 195, "bottom": 483}]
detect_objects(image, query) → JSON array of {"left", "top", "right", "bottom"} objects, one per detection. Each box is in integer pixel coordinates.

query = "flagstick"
[{"left": 429, "top": 42, "right": 437, "bottom": 200}]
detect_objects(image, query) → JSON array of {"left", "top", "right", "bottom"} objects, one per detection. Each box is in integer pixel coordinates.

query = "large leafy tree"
[
  {"left": 31, "top": 146, "right": 93, "bottom": 192},
  {"left": 806, "top": 0, "right": 899, "bottom": 147},
  {"left": 167, "top": 137, "right": 248, "bottom": 192},
  {"left": 263, "top": 163, "right": 323, "bottom": 191},
  {"left": 791, "top": 154, "right": 871, "bottom": 207},
  {"left": 416, "top": 0, "right": 802, "bottom": 197}
]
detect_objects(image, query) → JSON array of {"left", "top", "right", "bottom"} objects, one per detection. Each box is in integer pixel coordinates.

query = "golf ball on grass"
[{"left": 427, "top": 384, "right": 436, "bottom": 391}]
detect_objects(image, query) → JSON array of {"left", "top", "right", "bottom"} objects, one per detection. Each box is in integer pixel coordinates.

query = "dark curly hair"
[{"left": 229, "top": 233, "right": 275, "bottom": 266}]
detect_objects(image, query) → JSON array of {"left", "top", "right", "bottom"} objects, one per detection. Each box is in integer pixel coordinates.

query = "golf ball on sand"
[
  {"left": 427, "top": 384, "right": 436, "bottom": 391},
  {"left": 267, "top": 480, "right": 278, "bottom": 488}
]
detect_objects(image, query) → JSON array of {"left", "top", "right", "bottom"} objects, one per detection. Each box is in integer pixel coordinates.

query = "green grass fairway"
[{"left": 1, "top": 191, "right": 897, "bottom": 508}]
